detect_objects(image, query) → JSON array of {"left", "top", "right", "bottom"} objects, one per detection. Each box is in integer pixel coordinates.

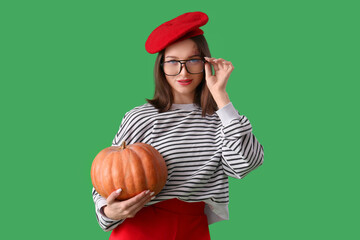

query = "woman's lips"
[{"left": 177, "top": 79, "right": 192, "bottom": 85}]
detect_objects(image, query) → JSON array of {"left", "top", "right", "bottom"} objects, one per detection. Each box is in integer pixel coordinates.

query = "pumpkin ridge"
[
  {"left": 98, "top": 149, "right": 110, "bottom": 198},
  {"left": 118, "top": 149, "right": 125, "bottom": 200},
  {"left": 127, "top": 149, "right": 137, "bottom": 197},
  {"left": 122, "top": 148, "right": 130, "bottom": 198},
  {"left": 139, "top": 143, "right": 167, "bottom": 194},
  {"left": 131, "top": 145, "right": 147, "bottom": 195},
  {"left": 102, "top": 150, "right": 115, "bottom": 197},
  {"left": 109, "top": 152, "right": 115, "bottom": 197},
  {"left": 111, "top": 149, "right": 121, "bottom": 198},
  {"left": 134, "top": 144, "right": 152, "bottom": 192},
  {"left": 136, "top": 144, "right": 156, "bottom": 191}
]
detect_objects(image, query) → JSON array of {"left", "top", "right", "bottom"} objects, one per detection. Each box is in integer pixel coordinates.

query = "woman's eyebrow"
[{"left": 165, "top": 54, "right": 201, "bottom": 59}]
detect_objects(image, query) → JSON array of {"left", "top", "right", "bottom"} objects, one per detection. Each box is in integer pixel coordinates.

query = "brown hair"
[{"left": 145, "top": 35, "right": 218, "bottom": 117}]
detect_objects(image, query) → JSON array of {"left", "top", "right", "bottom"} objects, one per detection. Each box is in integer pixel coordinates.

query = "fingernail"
[
  {"left": 151, "top": 196, "right": 155, "bottom": 200},
  {"left": 150, "top": 192, "right": 155, "bottom": 196},
  {"left": 116, "top": 188, "right": 122, "bottom": 194},
  {"left": 145, "top": 190, "right": 150, "bottom": 194}
]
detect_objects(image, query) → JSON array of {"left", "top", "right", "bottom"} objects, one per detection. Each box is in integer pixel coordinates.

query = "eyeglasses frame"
[{"left": 160, "top": 58, "right": 208, "bottom": 76}]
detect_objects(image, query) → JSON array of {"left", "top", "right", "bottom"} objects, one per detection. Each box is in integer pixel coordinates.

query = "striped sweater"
[{"left": 92, "top": 101, "right": 264, "bottom": 232}]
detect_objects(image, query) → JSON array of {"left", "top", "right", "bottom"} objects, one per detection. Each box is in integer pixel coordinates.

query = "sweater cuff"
[{"left": 216, "top": 102, "right": 241, "bottom": 127}]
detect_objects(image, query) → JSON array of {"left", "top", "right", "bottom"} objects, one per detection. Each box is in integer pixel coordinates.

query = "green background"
[{"left": 1, "top": 0, "right": 359, "bottom": 239}]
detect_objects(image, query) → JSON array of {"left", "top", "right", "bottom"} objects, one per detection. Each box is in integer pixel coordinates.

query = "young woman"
[{"left": 92, "top": 11, "right": 264, "bottom": 240}]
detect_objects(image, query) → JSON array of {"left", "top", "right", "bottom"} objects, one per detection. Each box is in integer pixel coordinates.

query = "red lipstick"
[{"left": 177, "top": 79, "right": 192, "bottom": 85}]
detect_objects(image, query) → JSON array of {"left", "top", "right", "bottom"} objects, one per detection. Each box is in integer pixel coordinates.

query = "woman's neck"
[{"left": 173, "top": 94, "right": 194, "bottom": 104}]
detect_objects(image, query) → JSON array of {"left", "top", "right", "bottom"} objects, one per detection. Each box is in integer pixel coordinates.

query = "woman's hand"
[
  {"left": 102, "top": 189, "right": 155, "bottom": 220},
  {"left": 204, "top": 57, "right": 234, "bottom": 93},
  {"left": 204, "top": 57, "right": 234, "bottom": 109}
]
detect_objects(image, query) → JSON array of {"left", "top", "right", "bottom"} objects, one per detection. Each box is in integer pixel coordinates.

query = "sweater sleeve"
[
  {"left": 216, "top": 102, "right": 264, "bottom": 179},
  {"left": 92, "top": 108, "right": 154, "bottom": 231},
  {"left": 92, "top": 112, "right": 130, "bottom": 232}
]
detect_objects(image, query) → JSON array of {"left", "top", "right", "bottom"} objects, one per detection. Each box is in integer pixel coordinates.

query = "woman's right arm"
[
  {"left": 92, "top": 108, "right": 155, "bottom": 231},
  {"left": 92, "top": 187, "right": 155, "bottom": 232},
  {"left": 92, "top": 187, "right": 124, "bottom": 232}
]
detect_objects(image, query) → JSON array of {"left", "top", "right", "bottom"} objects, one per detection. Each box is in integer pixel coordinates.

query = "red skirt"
[{"left": 109, "top": 198, "right": 211, "bottom": 240}]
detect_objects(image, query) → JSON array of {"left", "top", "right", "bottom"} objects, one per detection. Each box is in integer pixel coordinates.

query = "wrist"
[
  {"left": 212, "top": 91, "right": 230, "bottom": 109},
  {"left": 101, "top": 206, "right": 108, "bottom": 217}
]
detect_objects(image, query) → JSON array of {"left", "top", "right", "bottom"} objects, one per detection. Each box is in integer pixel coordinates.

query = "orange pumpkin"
[{"left": 91, "top": 141, "right": 168, "bottom": 200}]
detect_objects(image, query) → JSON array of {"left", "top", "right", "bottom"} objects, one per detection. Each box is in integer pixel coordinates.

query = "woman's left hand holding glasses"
[{"left": 204, "top": 57, "right": 234, "bottom": 108}]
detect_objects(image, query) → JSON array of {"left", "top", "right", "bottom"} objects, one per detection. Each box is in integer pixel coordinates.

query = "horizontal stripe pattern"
[{"left": 92, "top": 102, "right": 264, "bottom": 231}]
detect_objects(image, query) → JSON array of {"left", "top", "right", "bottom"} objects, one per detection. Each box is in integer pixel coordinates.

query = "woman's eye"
[
  {"left": 168, "top": 60, "right": 178, "bottom": 64},
  {"left": 189, "top": 59, "right": 201, "bottom": 63}
]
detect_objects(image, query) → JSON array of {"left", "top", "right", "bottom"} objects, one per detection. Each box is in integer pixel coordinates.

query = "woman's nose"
[{"left": 179, "top": 62, "right": 190, "bottom": 75}]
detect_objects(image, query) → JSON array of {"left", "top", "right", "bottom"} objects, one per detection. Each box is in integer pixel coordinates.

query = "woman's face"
[{"left": 163, "top": 39, "right": 204, "bottom": 104}]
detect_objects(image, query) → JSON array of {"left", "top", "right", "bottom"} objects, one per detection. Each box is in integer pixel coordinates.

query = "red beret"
[{"left": 145, "top": 11, "right": 209, "bottom": 54}]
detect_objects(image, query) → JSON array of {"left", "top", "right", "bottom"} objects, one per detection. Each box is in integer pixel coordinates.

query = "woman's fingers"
[
  {"left": 107, "top": 189, "right": 152, "bottom": 208},
  {"left": 227, "top": 61, "right": 234, "bottom": 71},
  {"left": 104, "top": 189, "right": 155, "bottom": 220},
  {"left": 121, "top": 190, "right": 153, "bottom": 209},
  {"left": 205, "top": 57, "right": 234, "bottom": 73},
  {"left": 205, "top": 57, "right": 219, "bottom": 72},
  {"left": 126, "top": 193, "right": 154, "bottom": 218},
  {"left": 216, "top": 58, "right": 226, "bottom": 70},
  {"left": 107, "top": 188, "right": 123, "bottom": 205},
  {"left": 205, "top": 57, "right": 228, "bottom": 72},
  {"left": 117, "top": 191, "right": 154, "bottom": 219},
  {"left": 204, "top": 61, "right": 213, "bottom": 78}
]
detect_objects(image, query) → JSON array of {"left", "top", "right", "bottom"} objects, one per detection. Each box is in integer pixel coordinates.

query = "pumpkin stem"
[{"left": 120, "top": 141, "right": 126, "bottom": 150}]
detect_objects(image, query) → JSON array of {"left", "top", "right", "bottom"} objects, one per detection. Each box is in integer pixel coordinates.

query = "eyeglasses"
[{"left": 161, "top": 58, "right": 206, "bottom": 76}]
